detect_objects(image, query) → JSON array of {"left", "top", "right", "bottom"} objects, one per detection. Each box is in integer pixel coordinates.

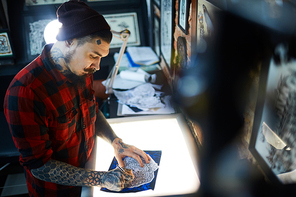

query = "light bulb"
[{"left": 44, "top": 19, "right": 62, "bottom": 44}]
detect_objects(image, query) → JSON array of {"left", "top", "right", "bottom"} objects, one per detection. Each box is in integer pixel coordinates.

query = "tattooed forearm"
[
  {"left": 31, "top": 160, "right": 104, "bottom": 187},
  {"left": 31, "top": 159, "right": 134, "bottom": 191}
]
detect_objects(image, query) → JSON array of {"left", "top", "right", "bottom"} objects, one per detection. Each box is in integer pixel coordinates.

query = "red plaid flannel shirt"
[{"left": 3, "top": 44, "right": 98, "bottom": 197}]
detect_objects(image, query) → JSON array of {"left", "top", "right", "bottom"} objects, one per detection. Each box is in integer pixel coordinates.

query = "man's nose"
[{"left": 94, "top": 58, "right": 101, "bottom": 70}]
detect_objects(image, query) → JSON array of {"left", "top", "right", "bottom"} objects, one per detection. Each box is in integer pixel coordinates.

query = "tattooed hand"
[
  {"left": 101, "top": 168, "right": 134, "bottom": 191},
  {"left": 112, "top": 138, "right": 151, "bottom": 168}
]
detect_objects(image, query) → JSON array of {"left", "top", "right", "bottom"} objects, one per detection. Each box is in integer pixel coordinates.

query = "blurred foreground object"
[{"left": 174, "top": 0, "right": 296, "bottom": 196}]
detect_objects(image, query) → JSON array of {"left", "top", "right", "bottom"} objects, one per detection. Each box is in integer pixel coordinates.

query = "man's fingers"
[
  {"left": 116, "top": 157, "right": 125, "bottom": 168},
  {"left": 134, "top": 149, "right": 150, "bottom": 164},
  {"left": 132, "top": 154, "right": 144, "bottom": 167}
]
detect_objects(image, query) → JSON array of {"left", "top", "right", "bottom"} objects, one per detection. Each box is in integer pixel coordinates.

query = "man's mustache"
[{"left": 84, "top": 67, "right": 97, "bottom": 74}]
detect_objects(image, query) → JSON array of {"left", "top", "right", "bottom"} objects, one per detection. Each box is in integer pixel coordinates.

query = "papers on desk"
[
  {"left": 114, "top": 83, "right": 175, "bottom": 116},
  {"left": 114, "top": 52, "right": 161, "bottom": 72},
  {"left": 103, "top": 68, "right": 158, "bottom": 90},
  {"left": 117, "top": 95, "right": 175, "bottom": 116},
  {"left": 127, "top": 46, "right": 159, "bottom": 66},
  {"left": 102, "top": 67, "right": 175, "bottom": 116}
]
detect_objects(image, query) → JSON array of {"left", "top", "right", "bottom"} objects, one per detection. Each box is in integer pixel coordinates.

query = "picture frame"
[
  {"left": 153, "top": 16, "right": 161, "bottom": 57},
  {"left": 160, "top": 0, "right": 173, "bottom": 68},
  {"left": 24, "top": 14, "right": 56, "bottom": 62},
  {"left": 178, "top": 0, "right": 190, "bottom": 34},
  {"left": 249, "top": 43, "right": 296, "bottom": 185},
  {"left": 0, "top": 30, "right": 14, "bottom": 59},
  {"left": 102, "top": 12, "right": 141, "bottom": 49},
  {"left": 25, "top": 0, "right": 67, "bottom": 6},
  {"left": 196, "top": 0, "right": 220, "bottom": 48}
]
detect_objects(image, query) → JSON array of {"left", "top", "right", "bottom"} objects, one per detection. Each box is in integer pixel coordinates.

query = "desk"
[{"left": 81, "top": 114, "right": 200, "bottom": 196}]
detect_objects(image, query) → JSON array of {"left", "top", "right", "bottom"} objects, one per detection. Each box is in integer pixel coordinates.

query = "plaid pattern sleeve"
[{"left": 3, "top": 44, "right": 97, "bottom": 197}]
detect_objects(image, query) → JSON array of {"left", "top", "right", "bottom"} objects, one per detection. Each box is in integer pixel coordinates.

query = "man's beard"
[{"left": 63, "top": 50, "right": 88, "bottom": 88}]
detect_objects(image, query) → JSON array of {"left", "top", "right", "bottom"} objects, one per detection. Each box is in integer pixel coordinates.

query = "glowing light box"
[{"left": 82, "top": 114, "right": 200, "bottom": 196}]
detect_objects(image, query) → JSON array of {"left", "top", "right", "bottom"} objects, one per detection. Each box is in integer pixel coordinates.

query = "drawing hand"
[
  {"left": 101, "top": 168, "right": 134, "bottom": 191},
  {"left": 112, "top": 138, "right": 151, "bottom": 168}
]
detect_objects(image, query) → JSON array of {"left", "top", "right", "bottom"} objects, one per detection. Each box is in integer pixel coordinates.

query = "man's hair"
[{"left": 76, "top": 29, "right": 113, "bottom": 46}]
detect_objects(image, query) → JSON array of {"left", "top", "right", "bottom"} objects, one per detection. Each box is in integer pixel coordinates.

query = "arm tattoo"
[{"left": 31, "top": 160, "right": 105, "bottom": 187}]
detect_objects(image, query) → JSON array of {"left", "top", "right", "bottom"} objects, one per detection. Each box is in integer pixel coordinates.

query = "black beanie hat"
[{"left": 56, "top": 0, "right": 110, "bottom": 41}]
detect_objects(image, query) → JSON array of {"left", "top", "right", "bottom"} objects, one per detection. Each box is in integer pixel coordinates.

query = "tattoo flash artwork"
[
  {"left": 102, "top": 151, "right": 162, "bottom": 193},
  {"left": 29, "top": 19, "right": 52, "bottom": 55},
  {"left": 124, "top": 156, "right": 159, "bottom": 188}
]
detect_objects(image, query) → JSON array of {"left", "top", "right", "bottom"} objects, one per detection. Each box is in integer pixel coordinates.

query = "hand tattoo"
[{"left": 118, "top": 139, "right": 129, "bottom": 149}]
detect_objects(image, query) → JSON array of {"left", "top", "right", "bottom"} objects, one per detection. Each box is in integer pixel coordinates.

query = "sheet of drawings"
[
  {"left": 29, "top": 19, "right": 52, "bottom": 55},
  {"left": 123, "top": 155, "right": 159, "bottom": 188}
]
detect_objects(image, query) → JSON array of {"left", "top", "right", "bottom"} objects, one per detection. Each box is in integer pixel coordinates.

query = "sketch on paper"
[
  {"left": 29, "top": 19, "right": 52, "bottom": 56},
  {"left": 101, "top": 150, "right": 162, "bottom": 193},
  {"left": 254, "top": 45, "right": 296, "bottom": 176},
  {"left": 124, "top": 156, "right": 159, "bottom": 188},
  {"left": 197, "top": 1, "right": 219, "bottom": 46}
]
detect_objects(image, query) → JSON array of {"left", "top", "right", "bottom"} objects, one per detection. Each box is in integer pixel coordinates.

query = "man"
[{"left": 3, "top": 1, "right": 150, "bottom": 196}]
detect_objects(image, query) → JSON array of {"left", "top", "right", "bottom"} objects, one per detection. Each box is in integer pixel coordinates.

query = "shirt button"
[
  {"left": 68, "top": 118, "right": 71, "bottom": 122},
  {"left": 83, "top": 125, "right": 86, "bottom": 129}
]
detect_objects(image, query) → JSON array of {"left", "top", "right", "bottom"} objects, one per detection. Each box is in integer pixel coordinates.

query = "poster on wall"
[
  {"left": 25, "top": 0, "right": 67, "bottom": 6},
  {"left": 103, "top": 12, "right": 141, "bottom": 48},
  {"left": 249, "top": 44, "right": 296, "bottom": 184},
  {"left": 24, "top": 15, "right": 56, "bottom": 62},
  {"left": 196, "top": 0, "right": 220, "bottom": 47},
  {"left": 160, "top": 0, "right": 173, "bottom": 68},
  {"left": 29, "top": 19, "right": 52, "bottom": 56},
  {"left": 178, "top": 0, "right": 190, "bottom": 34}
]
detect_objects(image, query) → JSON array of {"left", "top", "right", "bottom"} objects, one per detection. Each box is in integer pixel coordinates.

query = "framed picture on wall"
[
  {"left": 249, "top": 43, "right": 296, "bottom": 185},
  {"left": 24, "top": 14, "right": 56, "bottom": 62},
  {"left": 103, "top": 12, "right": 141, "bottom": 49},
  {"left": 25, "top": 0, "right": 67, "bottom": 6},
  {"left": 153, "top": 16, "right": 160, "bottom": 57},
  {"left": 178, "top": 0, "right": 190, "bottom": 34},
  {"left": 196, "top": 0, "right": 220, "bottom": 47},
  {"left": 160, "top": 0, "right": 173, "bottom": 68},
  {"left": 0, "top": 30, "right": 14, "bottom": 58}
]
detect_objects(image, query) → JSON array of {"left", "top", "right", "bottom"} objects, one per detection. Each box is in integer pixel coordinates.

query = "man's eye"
[{"left": 90, "top": 55, "right": 100, "bottom": 59}]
